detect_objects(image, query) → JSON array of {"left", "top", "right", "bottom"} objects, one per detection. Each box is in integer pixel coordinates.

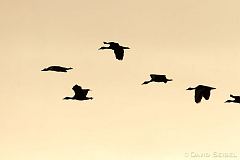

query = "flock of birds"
[{"left": 41, "top": 41, "right": 240, "bottom": 104}]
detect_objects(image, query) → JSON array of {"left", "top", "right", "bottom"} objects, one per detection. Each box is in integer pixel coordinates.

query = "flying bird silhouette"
[
  {"left": 225, "top": 94, "right": 240, "bottom": 103},
  {"left": 98, "top": 42, "right": 130, "bottom": 60},
  {"left": 186, "top": 85, "right": 216, "bottom": 103},
  {"left": 42, "top": 66, "right": 73, "bottom": 72},
  {"left": 63, "top": 84, "right": 93, "bottom": 101},
  {"left": 142, "top": 74, "right": 172, "bottom": 85}
]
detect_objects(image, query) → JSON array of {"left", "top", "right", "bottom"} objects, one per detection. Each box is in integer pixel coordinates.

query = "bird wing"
[
  {"left": 230, "top": 94, "right": 240, "bottom": 99},
  {"left": 81, "top": 89, "right": 90, "bottom": 97},
  {"left": 72, "top": 85, "right": 83, "bottom": 97},
  {"left": 150, "top": 74, "right": 157, "bottom": 78},
  {"left": 195, "top": 89, "right": 203, "bottom": 103},
  {"left": 109, "top": 42, "right": 119, "bottom": 46},
  {"left": 114, "top": 48, "right": 124, "bottom": 60},
  {"left": 203, "top": 90, "right": 211, "bottom": 100},
  {"left": 48, "top": 66, "right": 59, "bottom": 70},
  {"left": 49, "top": 66, "right": 68, "bottom": 72},
  {"left": 232, "top": 95, "right": 240, "bottom": 101},
  {"left": 150, "top": 74, "right": 166, "bottom": 80},
  {"left": 150, "top": 74, "right": 165, "bottom": 78}
]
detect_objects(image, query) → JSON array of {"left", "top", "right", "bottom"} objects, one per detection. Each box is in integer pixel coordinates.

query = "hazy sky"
[{"left": 1, "top": 0, "right": 240, "bottom": 159}]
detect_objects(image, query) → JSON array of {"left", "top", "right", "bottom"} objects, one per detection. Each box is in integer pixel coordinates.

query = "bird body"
[
  {"left": 42, "top": 66, "right": 73, "bottom": 72},
  {"left": 64, "top": 85, "right": 93, "bottom": 101},
  {"left": 225, "top": 94, "right": 240, "bottom": 103},
  {"left": 142, "top": 74, "right": 172, "bottom": 85},
  {"left": 187, "top": 85, "right": 216, "bottom": 103},
  {"left": 98, "top": 42, "right": 130, "bottom": 60}
]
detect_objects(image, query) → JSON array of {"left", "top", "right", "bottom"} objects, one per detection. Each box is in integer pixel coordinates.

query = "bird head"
[{"left": 186, "top": 87, "right": 195, "bottom": 90}]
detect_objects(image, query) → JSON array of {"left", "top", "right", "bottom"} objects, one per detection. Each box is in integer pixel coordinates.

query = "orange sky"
[{"left": 0, "top": 0, "right": 240, "bottom": 159}]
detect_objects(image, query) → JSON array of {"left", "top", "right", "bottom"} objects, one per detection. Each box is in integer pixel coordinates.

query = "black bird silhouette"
[
  {"left": 142, "top": 74, "right": 172, "bottom": 85},
  {"left": 225, "top": 94, "right": 240, "bottom": 103},
  {"left": 98, "top": 42, "right": 130, "bottom": 60},
  {"left": 42, "top": 66, "right": 73, "bottom": 72},
  {"left": 63, "top": 84, "right": 93, "bottom": 101},
  {"left": 186, "top": 85, "right": 216, "bottom": 103}
]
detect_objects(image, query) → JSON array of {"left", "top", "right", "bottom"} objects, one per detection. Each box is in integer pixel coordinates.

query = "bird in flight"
[
  {"left": 98, "top": 42, "right": 130, "bottom": 60},
  {"left": 142, "top": 74, "right": 172, "bottom": 85},
  {"left": 225, "top": 94, "right": 240, "bottom": 104},
  {"left": 186, "top": 85, "right": 216, "bottom": 103},
  {"left": 41, "top": 66, "right": 73, "bottom": 72},
  {"left": 63, "top": 84, "right": 93, "bottom": 101}
]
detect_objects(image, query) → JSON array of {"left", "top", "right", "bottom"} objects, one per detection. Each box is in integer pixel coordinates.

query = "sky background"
[{"left": 1, "top": 0, "right": 240, "bottom": 159}]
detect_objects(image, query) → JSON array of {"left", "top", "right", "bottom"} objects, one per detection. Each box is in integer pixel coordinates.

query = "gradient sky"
[{"left": 1, "top": 0, "right": 240, "bottom": 159}]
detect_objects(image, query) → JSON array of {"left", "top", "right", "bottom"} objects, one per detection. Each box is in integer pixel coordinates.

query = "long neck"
[
  {"left": 63, "top": 97, "right": 73, "bottom": 100},
  {"left": 87, "top": 97, "right": 93, "bottom": 100},
  {"left": 142, "top": 80, "right": 152, "bottom": 85},
  {"left": 225, "top": 100, "right": 234, "bottom": 103},
  {"left": 187, "top": 87, "right": 196, "bottom": 90},
  {"left": 122, "top": 46, "right": 130, "bottom": 49},
  {"left": 99, "top": 46, "right": 110, "bottom": 50}
]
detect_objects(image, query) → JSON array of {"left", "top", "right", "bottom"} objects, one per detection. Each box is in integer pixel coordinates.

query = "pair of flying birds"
[
  {"left": 41, "top": 42, "right": 239, "bottom": 104},
  {"left": 42, "top": 66, "right": 92, "bottom": 100}
]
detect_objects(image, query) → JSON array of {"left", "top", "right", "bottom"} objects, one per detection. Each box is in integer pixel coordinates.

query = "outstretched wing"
[
  {"left": 195, "top": 89, "right": 203, "bottom": 103},
  {"left": 72, "top": 85, "right": 83, "bottom": 96},
  {"left": 150, "top": 74, "right": 166, "bottom": 78},
  {"left": 203, "top": 90, "right": 210, "bottom": 100},
  {"left": 230, "top": 94, "right": 240, "bottom": 99},
  {"left": 114, "top": 48, "right": 124, "bottom": 60},
  {"left": 81, "top": 89, "right": 90, "bottom": 97},
  {"left": 230, "top": 95, "right": 240, "bottom": 102},
  {"left": 150, "top": 74, "right": 166, "bottom": 80},
  {"left": 49, "top": 66, "right": 68, "bottom": 72}
]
